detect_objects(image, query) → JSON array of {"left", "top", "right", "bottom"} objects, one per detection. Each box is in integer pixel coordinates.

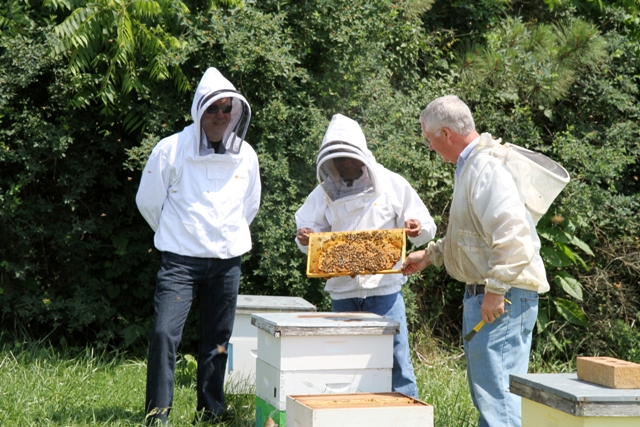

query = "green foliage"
[
  {"left": 0, "top": 0, "right": 639, "bottom": 364},
  {"left": 48, "top": 0, "right": 193, "bottom": 129},
  {"left": 0, "top": 23, "right": 159, "bottom": 352},
  {"left": 0, "top": 0, "right": 36, "bottom": 36},
  {"left": 175, "top": 353, "right": 198, "bottom": 387},
  {"left": 607, "top": 317, "right": 640, "bottom": 363},
  {"left": 457, "top": 17, "right": 607, "bottom": 108}
]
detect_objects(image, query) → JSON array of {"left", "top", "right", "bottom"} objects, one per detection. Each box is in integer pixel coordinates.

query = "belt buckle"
[{"left": 468, "top": 284, "right": 483, "bottom": 295}]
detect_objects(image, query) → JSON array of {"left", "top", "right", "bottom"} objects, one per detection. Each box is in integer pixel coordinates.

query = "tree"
[{"left": 48, "top": 0, "right": 194, "bottom": 130}]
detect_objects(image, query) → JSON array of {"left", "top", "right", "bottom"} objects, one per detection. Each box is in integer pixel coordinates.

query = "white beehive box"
[
  {"left": 225, "top": 295, "right": 316, "bottom": 391},
  {"left": 252, "top": 312, "right": 398, "bottom": 410},
  {"left": 257, "top": 328, "right": 393, "bottom": 371},
  {"left": 286, "top": 393, "right": 434, "bottom": 427},
  {"left": 256, "top": 358, "right": 393, "bottom": 410}
]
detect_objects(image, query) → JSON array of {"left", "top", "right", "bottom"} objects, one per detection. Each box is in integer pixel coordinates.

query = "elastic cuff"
[
  {"left": 426, "top": 241, "right": 444, "bottom": 267},
  {"left": 295, "top": 239, "right": 309, "bottom": 254},
  {"left": 484, "top": 277, "right": 511, "bottom": 295}
]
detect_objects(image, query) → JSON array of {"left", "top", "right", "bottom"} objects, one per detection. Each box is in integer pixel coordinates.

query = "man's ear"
[{"left": 441, "top": 127, "right": 452, "bottom": 140}]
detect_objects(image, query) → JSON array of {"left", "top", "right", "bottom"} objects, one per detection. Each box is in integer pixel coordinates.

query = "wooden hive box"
[
  {"left": 225, "top": 295, "right": 316, "bottom": 393},
  {"left": 577, "top": 356, "right": 640, "bottom": 389},
  {"left": 286, "top": 393, "right": 434, "bottom": 427},
  {"left": 510, "top": 373, "right": 640, "bottom": 427},
  {"left": 251, "top": 312, "right": 397, "bottom": 411}
]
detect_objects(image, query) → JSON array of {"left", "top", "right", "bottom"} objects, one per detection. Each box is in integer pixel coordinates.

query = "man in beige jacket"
[{"left": 403, "top": 95, "right": 548, "bottom": 427}]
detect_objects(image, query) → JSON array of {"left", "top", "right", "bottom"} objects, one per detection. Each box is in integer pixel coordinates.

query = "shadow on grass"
[
  {"left": 40, "top": 407, "right": 253, "bottom": 426},
  {"left": 40, "top": 398, "right": 257, "bottom": 427},
  {"left": 37, "top": 405, "right": 146, "bottom": 426}
]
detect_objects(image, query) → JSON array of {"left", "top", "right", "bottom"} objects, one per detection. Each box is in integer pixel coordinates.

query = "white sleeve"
[
  {"left": 294, "top": 186, "right": 331, "bottom": 254},
  {"left": 389, "top": 172, "right": 437, "bottom": 247},
  {"left": 135, "top": 139, "right": 178, "bottom": 232},
  {"left": 243, "top": 149, "right": 261, "bottom": 226},
  {"left": 471, "top": 163, "right": 535, "bottom": 294}
]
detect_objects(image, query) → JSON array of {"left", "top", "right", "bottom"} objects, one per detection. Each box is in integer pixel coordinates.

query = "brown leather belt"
[{"left": 467, "top": 284, "right": 485, "bottom": 295}]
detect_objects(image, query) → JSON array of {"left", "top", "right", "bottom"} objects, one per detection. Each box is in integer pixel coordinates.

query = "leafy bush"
[{"left": 0, "top": 0, "right": 638, "bottom": 363}]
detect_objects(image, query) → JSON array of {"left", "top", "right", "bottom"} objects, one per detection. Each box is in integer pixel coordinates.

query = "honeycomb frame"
[{"left": 306, "top": 228, "right": 406, "bottom": 278}]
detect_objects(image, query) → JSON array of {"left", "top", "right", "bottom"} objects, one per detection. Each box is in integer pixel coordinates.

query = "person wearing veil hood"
[
  {"left": 403, "top": 95, "right": 556, "bottom": 427},
  {"left": 136, "top": 67, "right": 261, "bottom": 425},
  {"left": 295, "top": 114, "right": 436, "bottom": 398}
]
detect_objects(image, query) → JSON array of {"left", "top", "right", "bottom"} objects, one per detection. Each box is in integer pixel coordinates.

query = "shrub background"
[{"left": 0, "top": 0, "right": 638, "bottom": 362}]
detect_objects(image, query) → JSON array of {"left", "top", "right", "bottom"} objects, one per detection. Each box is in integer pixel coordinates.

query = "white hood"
[
  {"left": 316, "top": 114, "right": 379, "bottom": 201},
  {"left": 295, "top": 114, "right": 438, "bottom": 299},
  {"left": 478, "top": 133, "right": 570, "bottom": 224},
  {"left": 191, "top": 67, "right": 251, "bottom": 155}
]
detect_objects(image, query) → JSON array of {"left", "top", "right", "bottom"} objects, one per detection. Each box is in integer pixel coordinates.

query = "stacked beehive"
[
  {"left": 251, "top": 312, "right": 398, "bottom": 427},
  {"left": 225, "top": 295, "right": 317, "bottom": 393}
]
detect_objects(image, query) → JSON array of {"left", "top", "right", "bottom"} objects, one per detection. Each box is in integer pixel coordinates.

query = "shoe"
[
  {"left": 146, "top": 416, "right": 170, "bottom": 427},
  {"left": 145, "top": 406, "right": 170, "bottom": 426},
  {"left": 192, "top": 408, "right": 235, "bottom": 425}
]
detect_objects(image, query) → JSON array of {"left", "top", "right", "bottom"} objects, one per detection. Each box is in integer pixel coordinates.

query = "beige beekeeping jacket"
[{"left": 426, "top": 134, "right": 550, "bottom": 295}]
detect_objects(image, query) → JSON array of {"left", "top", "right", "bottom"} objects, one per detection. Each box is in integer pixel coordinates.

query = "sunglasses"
[{"left": 205, "top": 103, "right": 233, "bottom": 114}]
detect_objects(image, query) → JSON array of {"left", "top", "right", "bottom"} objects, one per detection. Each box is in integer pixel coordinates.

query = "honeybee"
[{"left": 317, "top": 230, "right": 400, "bottom": 275}]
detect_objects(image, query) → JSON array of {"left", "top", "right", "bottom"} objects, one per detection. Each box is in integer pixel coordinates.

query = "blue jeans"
[
  {"left": 463, "top": 287, "right": 539, "bottom": 427},
  {"left": 145, "top": 252, "right": 241, "bottom": 424},
  {"left": 331, "top": 292, "right": 418, "bottom": 398}
]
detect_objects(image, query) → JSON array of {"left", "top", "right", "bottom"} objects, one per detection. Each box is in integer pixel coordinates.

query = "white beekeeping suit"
[
  {"left": 295, "top": 114, "right": 436, "bottom": 299},
  {"left": 136, "top": 67, "right": 261, "bottom": 258}
]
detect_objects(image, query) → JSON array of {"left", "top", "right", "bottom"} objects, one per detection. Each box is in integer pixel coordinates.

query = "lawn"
[{"left": 0, "top": 338, "right": 478, "bottom": 427}]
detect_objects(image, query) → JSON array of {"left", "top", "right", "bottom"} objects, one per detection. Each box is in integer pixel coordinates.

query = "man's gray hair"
[{"left": 420, "top": 95, "right": 476, "bottom": 135}]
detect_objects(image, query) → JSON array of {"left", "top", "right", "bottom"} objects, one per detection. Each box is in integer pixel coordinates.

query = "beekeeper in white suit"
[
  {"left": 136, "top": 67, "right": 261, "bottom": 426},
  {"left": 295, "top": 113, "right": 436, "bottom": 398}
]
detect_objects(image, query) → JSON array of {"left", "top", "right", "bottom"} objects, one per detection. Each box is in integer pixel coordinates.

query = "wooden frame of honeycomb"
[{"left": 306, "top": 228, "right": 406, "bottom": 278}]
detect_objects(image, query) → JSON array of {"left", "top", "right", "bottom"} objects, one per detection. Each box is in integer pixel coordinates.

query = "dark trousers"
[{"left": 145, "top": 251, "right": 241, "bottom": 422}]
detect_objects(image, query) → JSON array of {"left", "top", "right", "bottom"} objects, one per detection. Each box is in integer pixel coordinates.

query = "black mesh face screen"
[{"left": 511, "top": 145, "right": 569, "bottom": 179}]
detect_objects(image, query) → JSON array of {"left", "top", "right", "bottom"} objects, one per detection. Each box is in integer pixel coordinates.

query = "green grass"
[
  {"left": 0, "top": 345, "right": 147, "bottom": 426},
  {"left": 0, "top": 342, "right": 254, "bottom": 427},
  {"left": 0, "top": 338, "right": 477, "bottom": 427},
  {"left": 413, "top": 337, "right": 478, "bottom": 427}
]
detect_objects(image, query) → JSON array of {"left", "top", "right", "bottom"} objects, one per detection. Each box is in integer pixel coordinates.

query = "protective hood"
[
  {"left": 316, "top": 114, "right": 379, "bottom": 201},
  {"left": 478, "top": 133, "right": 570, "bottom": 224},
  {"left": 191, "top": 67, "right": 251, "bottom": 155}
]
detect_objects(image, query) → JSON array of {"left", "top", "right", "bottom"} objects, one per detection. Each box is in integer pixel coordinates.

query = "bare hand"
[
  {"left": 404, "top": 219, "right": 422, "bottom": 238},
  {"left": 296, "top": 227, "right": 314, "bottom": 246},
  {"left": 481, "top": 292, "right": 505, "bottom": 323},
  {"left": 402, "top": 250, "right": 431, "bottom": 276}
]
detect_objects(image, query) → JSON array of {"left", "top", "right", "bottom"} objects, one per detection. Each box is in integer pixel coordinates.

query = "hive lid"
[
  {"left": 306, "top": 228, "right": 406, "bottom": 278},
  {"left": 235, "top": 295, "right": 317, "bottom": 314},
  {"left": 510, "top": 373, "right": 640, "bottom": 402},
  {"left": 251, "top": 312, "right": 400, "bottom": 337}
]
